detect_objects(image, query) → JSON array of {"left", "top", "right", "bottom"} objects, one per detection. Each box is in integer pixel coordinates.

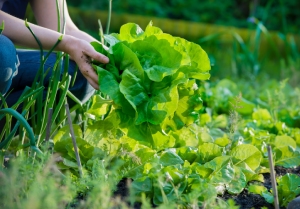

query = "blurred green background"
[
  {"left": 68, "top": 0, "right": 300, "bottom": 34},
  {"left": 64, "top": 0, "right": 299, "bottom": 85}
]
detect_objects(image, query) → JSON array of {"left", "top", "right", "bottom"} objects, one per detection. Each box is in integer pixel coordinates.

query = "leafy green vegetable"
[
  {"left": 50, "top": 21, "right": 300, "bottom": 208},
  {"left": 277, "top": 173, "right": 300, "bottom": 207},
  {"left": 91, "top": 22, "right": 211, "bottom": 149}
]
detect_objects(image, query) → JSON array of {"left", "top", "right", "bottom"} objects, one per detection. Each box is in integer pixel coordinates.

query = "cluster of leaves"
[
  {"left": 52, "top": 22, "right": 300, "bottom": 208},
  {"left": 90, "top": 22, "right": 210, "bottom": 150}
]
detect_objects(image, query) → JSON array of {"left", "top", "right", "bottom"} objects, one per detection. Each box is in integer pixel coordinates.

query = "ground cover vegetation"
[{"left": 0, "top": 1, "right": 300, "bottom": 209}]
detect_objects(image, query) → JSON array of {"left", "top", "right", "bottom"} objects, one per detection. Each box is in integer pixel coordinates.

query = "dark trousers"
[{"left": 0, "top": 35, "right": 95, "bottom": 131}]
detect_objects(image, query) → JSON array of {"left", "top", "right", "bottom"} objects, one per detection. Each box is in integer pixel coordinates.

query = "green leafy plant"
[
  {"left": 89, "top": 21, "right": 211, "bottom": 150},
  {"left": 248, "top": 173, "right": 300, "bottom": 207}
]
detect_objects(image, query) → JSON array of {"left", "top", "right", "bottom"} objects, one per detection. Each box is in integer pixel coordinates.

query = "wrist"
[{"left": 58, "top": 34, "right": 78, "bottom": 54}]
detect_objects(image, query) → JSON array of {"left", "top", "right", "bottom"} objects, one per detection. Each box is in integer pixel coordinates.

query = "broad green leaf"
[
  {"left": 274, "top": 135, "right": 296, "bottom": 149},
  {"left": 62, "top": 158, "right": 79, "bottom": 169},
  {"left": 144, "top": 21, "right": 163, "bottom": 36},
  {"left": 119, "top": 69, "right": 148, "bottom": 111},
  {"left": 161, "top": 165, "right": 185, "bottom": 185},
  {"left": 209, "top": 128, "right": 230, "bottom": 146},
  {"left": 277, "top": 174, "right": 300, "bottom": 206},
  {"left": 199, "top": 113, "right": 211, "bottom": 126},
  {"left": 148, "top": 125, "right": 175, "bottom": 150},
  {"left": 204, "top": 156, "right": 235, "bottom": 184},
  {"left": 134, "top": 148, "right": 156, "bottom": 164},
  {"left": 53, "top": 124, "right": 83, "bottom": 144},
  {"left": 120, "top": 117, "right": 174, "bottom": 150},
  {"left": 132, "top": 36, "right": 182, "bottom": 82},
  {"left": 196, "top": 143, "right": 222, "bottom": 164},
  {"left": 176, "top": 146, "right": 198, "bottom": 163},
  {"left": 96, "top": 65, "right": 134, "bottom": 115},
  {"left": 133, "top": 81, "right": 179, "bottom": 125},
  {"left": 115, "top": 23, "right": 145, "bottom": 42},
  {"left": 53, "top": 125, "right": 96, "bottom": 164},
  {"left": 275, "top": 146, "right": 300, "bottom": 168},
  {"left": 104, "top": 34, "right": 120, "bottom": 47},
  {"left": 171, "top": 126, "right": 199, "bottom": 147},
  {"left": 252, "top": 109, "right": 272, "bottom": 121},
  {"left": 84, "top": 111, "right": 120, "bottom": 147},
  {"left": 184, "top": 175, "right": 217, "bottom": 204},
  {"left": 153, "top": 179, "right": 187, "bottom": 205},
  {"left": 229, "top": 97, "right": 255, "bottom": 115},
  {"left": 112, "top": 42, "right": 145, "bottom": 80},
  {"left": 159, "top": 149, "right": 184, "bottom": 166},
  {"left": 215, "top": 137, "right": 231, "bottom": 147},
  {"left": 261, "top": 190, "right": 274, "bottom": 204},
  {"left": 132, "top": 176, "right": 153, "bottom": 195},
  {"left": 171, "top": 80, "right": 200, "bottom": 128},
  {"left": 230, "top": 144, "right": 262, "bottom": 171},
  {"left": 85, "top": 95, "right": 112, "bottom": 118},
  {"left": 248, "top": 184, "right": 268, "bottom": 195},
  {"left": 226, "top": 166, "right": 247, "bottom": 194},
  {"left": 154, "top": 34, "right": 211, "bottom": 74},
  {"left": 191, "top": 162, "right": 213, "bottom": 178},
  {"left": 294, "top": 129, "right": 300, "bottom": 146}
]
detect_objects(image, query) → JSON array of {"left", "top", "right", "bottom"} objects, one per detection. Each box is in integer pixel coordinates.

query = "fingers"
[
  {"left": 69, "top": 39, "right": 109, "bottom": 90},
  {"left": 78, "top": 53, "right": 100, "bottom": 90},
  {"left": 86, "top": 44, "right": 109, "bottom": 64},
  {"left": 80, "top": 45, "right": 109, "bottom": 90}
]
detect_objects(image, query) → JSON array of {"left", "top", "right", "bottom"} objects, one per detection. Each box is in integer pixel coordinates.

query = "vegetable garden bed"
[{"left": 1, "top": 18, "right": 300, "bottom": 209}]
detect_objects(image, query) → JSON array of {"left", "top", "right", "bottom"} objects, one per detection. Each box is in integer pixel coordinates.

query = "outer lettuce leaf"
[
  {"left": 85, "top": 95, "right": 112, "bottom": 118},
  {"left": 274, "top": 135, "right": 297, "bottom": 149},
  {"left": 176, "top": 146, "right": 198, "bottom": 163},
  {"left": 275, "top": 146, "right": 300, "bottom": 168},
  {"left": 113, "top": 21, "right": 163, "bottom": 43},
  {"left": 159, "top": 150, "right": 184, "bottom": 166},
  {"left": 130, "top": 37, "right": 182, "bottom": 82},
  {"left": 277, "top": 174, "right": 300, "bottom": 207},
  {"left": 134, "top": 84, "right": 179, "bottom": 125},
  {"left": 118, "top": 112, "right": 175, "bottom": 150},
  {"left": 95, "top": 65, "right": 134, "bottom": 116},
  {"left": 230, "top": 144, "right": 262, "bottom": 172},
  {"left": 183, "top": 174, "right": 218, "bottom": 205},
  {"left": 112, "top": 42, "right": 145, "bottom": 80},
  {"left": 204, "top": 156, "right": 235, "bottom": 184},
  {"left": 53, "top": 125, "right": 101, "bottom": 164},
  {"left": 153, "top": 34, "right": 211, "bottom": 75},
  {"left": 171, "top": 125, "right": 199, "bottom": 147},
  {"left": 196, "top": 143, "right": 223, "bottom": 164},
  {"left": 226, "top": 166, "right": 247, "bottom": 194}
]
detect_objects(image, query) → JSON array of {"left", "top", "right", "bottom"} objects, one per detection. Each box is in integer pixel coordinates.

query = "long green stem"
[
  {"left": 65, "top": 103, "right": 83, "bottom": 177},
  {"left": 0, "top": 109, "right": 42, "bottom": 155},
  {"left": 106, "top": 0, "right": 113, "bottom": 34},
  {"left": 267, "top": 145, "right": 279, "bottom": 209}
]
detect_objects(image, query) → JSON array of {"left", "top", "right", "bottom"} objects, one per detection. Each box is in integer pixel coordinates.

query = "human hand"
[{"left": 61, "top": 35, "right": 109, "bottom": 90}]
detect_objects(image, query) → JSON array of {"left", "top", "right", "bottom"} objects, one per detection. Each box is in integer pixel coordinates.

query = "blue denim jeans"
[
  {"left": 0, "top": 35, "right": 95, "bottom": 131},
  {"left": 0, "top": 35, "right": 95, "bottom": 107}
]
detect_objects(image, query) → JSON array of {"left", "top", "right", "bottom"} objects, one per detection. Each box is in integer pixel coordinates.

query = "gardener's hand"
[{"left": 61, "top": 35, "right": 109, "bottom": 90}]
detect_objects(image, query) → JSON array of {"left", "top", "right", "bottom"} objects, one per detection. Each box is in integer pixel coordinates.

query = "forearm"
[
  {"left": 0, "top": 10, "right": 74, "bottom": 53},
  {"left": 66, "top": 26, "right": 98, "bottom": 43}
]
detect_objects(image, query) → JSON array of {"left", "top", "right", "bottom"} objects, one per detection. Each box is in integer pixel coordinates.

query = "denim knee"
[{"left": 0, "top": 35, "right": 18, "bottom": 95}]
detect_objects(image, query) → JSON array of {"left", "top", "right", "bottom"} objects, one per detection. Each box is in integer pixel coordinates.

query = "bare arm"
[
  {"left": 30, "top": 0, "right": 99, "bottom": 43},
  {"left": 0, "top": 0, "right": 108, "bottom": 89}
]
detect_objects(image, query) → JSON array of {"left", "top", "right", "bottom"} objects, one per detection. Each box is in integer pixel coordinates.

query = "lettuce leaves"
[{"left": 91, "top": 22, "right": 211, "bottom": 149}]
